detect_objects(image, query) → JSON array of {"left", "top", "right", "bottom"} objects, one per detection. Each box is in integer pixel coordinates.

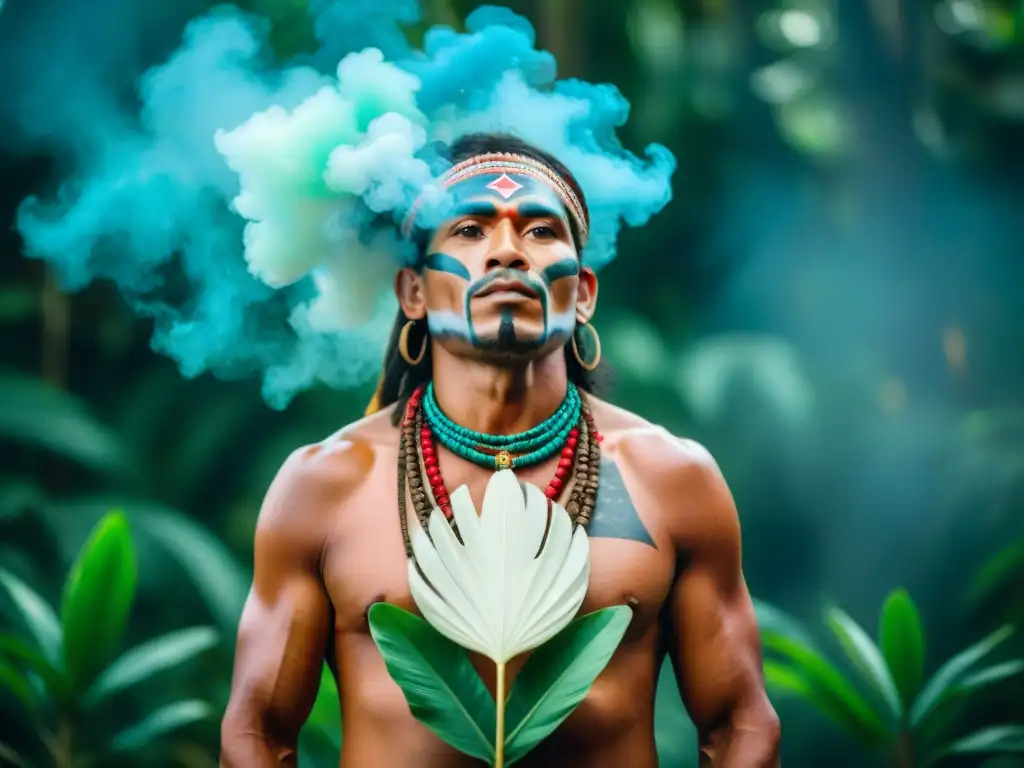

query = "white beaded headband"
[{"left": 401, "top": 152, "right": 590, "bottom": 246}]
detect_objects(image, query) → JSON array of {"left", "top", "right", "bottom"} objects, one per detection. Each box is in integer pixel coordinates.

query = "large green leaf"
[
  {"left": 825, "top": 606, "right": 901, "bottom": 723},
  {"left": 878, "top": 589, "right": 925, "bottom": 711},
  {"left": 503, "top": 606, "right": 632, "bottom": 765},
  {"left": 910, "top": 624, "right": 1014, "bottom": 727},
  {"left": 0, "top": 568, "right": 61, "bottom": 664},
  {"left": 60, "top": 512, "right": 138, "bottom": 694},
  {"left": 110, "top": 699, "right": 213, "bottom": 752},
  {"left": 85, "top": 626, "right": 219, "bottom": 703},
  {"left": 0, "top": 370, "right": 131, "bottom": 477},
  {"left": 761, "top": 633, "right": 892, "bottom": 746},
  {"left": 368, "top": 603, "right": 496, "bottom": 763}
]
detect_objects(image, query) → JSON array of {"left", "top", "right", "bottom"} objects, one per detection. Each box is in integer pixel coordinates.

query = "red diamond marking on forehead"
[{"left": 486, "top": 173, "right": 524, "bottom": 200}]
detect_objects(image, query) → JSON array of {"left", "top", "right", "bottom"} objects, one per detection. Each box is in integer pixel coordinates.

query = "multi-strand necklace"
[{"left": 396, "top": 383, "right": 603, "bottom": 556}]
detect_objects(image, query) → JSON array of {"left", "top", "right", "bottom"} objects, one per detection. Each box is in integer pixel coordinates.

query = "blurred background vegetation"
[{"left": 2, "top": 0, "right": 1024, "bottom": 765}]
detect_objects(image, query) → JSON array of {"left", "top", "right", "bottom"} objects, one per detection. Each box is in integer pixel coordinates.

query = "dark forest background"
[{"left": 1, "top": 0, "right": 1023, "bottom": 766}]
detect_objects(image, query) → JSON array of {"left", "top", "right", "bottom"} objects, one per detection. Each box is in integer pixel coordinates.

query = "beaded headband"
[{"left": 401, "top": 152, "right": 590, "bottom": 247}]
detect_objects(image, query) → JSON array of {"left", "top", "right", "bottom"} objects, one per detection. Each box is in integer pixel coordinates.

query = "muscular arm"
[
  {"left": 220, "top": 445, "right": 348, "bottom": 767},
  {"left": 661, "top": 440, "right": 780, "bottom": 767}
]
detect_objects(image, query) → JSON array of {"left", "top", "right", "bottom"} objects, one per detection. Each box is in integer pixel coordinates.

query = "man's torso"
[{"left": 310, "top": 398, "right": 684, "bottom": 766}]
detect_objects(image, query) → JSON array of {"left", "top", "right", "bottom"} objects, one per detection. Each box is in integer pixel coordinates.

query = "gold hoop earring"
[
  {"left": 571, "top": 321, "right": 601, "bottom": 371},
  {"left": 398, "top": 320, "right": 427, "bottom": 366}
]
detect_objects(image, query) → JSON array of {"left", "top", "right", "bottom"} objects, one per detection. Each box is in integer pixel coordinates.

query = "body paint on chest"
[{"left": 586, "top": 460, "right": 657, "bottom": 549}]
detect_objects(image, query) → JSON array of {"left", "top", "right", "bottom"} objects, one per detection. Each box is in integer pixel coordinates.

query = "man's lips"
[{"left": 474, "top": 280, "right": 539, "bottom": 299}]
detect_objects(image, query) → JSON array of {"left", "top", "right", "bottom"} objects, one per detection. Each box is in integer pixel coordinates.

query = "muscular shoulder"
[
  {"left": 591, "top": 399, "right": 739, "bottom": 553},
  {"left": 255, "top": 407, "right": 397, "bottom": 553}
]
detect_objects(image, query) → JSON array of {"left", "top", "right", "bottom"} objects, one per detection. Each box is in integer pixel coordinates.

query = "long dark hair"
[{"left": 374, "top": 133, "right": 613, "bottom": 425}]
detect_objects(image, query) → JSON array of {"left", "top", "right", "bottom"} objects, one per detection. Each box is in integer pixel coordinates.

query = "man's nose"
[{"left": 484, "top": 219, "right": 529, "bottom": 272}]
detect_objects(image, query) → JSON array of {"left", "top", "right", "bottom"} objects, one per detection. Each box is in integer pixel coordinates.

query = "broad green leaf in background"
[
  {"left": 85, "top": 626, "right": 219, "bottom": 703},
  {"left": 878, "top": 589, "right": 925, "bottom": 711},
  {"left": 825, "top": 606, "right": 902, "bottom": 723},
  {"left": 368, "top": 603, "right": 496, "bottom": 763},
  {"left": 763, "top": 658, "right": 813, "bottom": 696},
  {"left": 762, "top": 632, "right": 893, "bottom": 746},
  {"left": 60, "top": 511, "right": 138, "bottom": 694},
  {"left": 109, "top": 699, "right": 213, "bottom": 752},
  {"left": 503, "top": 607, "right": 632, "bottom": 765},
  {"left": 754, "top": 599, "right": 816, "bottom": 648},
  {"left": 910, "top": 625, "right": 1014, "bottom": 727},
  {"left": 0, "top": 567, "right": 61, "bottom": 664},
  {"left": 0, "top": 370, "right": 132, "bottom": 477},
  {"left": 957, "top": 659, "right": 1024, "bottom": 691}
]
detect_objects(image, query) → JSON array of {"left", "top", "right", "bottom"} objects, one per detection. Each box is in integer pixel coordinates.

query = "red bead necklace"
[{"left": 403, "top": 384, "right": 600, "bottom": 520}]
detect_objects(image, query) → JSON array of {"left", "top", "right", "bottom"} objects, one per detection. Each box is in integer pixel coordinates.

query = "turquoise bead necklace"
[{"left": 422, "top": 381, "right": 582, "bottom": 469}]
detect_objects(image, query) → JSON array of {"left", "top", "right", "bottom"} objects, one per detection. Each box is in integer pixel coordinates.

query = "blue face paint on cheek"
[
  {"left": 423, "top": 252, "right": 475, "bottom": 342},
  {"left": 424, "top": 252, "right": 471, "bottom": 281},
  {"left": 541, "top": 258, "right": 579, "bottom": 286}
]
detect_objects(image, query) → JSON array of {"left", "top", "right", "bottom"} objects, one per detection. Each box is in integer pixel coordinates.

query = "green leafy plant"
[
  {"left": 762, "top": 588, "right": 1024, "bottom": 767},
  {"left": 369, "top": 603, "right": 631, "bottom": 766},
  {"left": 0, "top": 511, "right": 218, "bottom": 768}
]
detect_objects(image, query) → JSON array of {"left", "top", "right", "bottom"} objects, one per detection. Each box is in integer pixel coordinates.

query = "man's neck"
[{"left": 430, "top": 346, "right": 570, "bottom": 436}]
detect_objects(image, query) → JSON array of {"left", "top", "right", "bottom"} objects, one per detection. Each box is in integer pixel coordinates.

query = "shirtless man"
[{"left": 220, "top": 133, "right": 780, "bottom": 767}]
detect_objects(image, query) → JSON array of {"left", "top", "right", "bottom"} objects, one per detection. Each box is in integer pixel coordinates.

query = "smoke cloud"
[{"left": 3, "top": 0, "right": 676, "bottom": 408}]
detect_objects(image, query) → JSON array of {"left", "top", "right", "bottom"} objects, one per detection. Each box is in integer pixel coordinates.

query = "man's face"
[{"left": 400, "top": 172, "right": 596, "bottom": 363}]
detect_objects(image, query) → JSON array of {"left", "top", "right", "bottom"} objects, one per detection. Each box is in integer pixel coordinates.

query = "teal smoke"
[{"left": 3, "top": 0, "right": 676, "bottom": 408}]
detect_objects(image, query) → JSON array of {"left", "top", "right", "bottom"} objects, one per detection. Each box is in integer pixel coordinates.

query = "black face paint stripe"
[
  {"left": 540, "top": 258, "right": 579, "bottom": 286},
  {"left": 424, "top": 252, "right": 471, "bottom": 281}
]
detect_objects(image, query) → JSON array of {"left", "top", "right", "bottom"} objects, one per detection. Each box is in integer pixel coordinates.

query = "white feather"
[{"left": 407, "top": 469, "right": 591, "bottom": 663}]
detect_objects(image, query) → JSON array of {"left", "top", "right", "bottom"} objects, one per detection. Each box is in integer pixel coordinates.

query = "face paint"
[
  {"left": 421, "top": 173, "right": 581, "bottom": 354},
  {"left": 426, "top": 264, "right": 578, "bottom": 351},
  {"left": 423, "top": 252, "right": 471, "bottom": 281},
  {"left": 541, "top": 258, "right": 579, "bottom": 286}
]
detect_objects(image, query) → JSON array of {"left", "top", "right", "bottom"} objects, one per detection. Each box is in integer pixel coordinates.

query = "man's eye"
[
  {"left": 528, "top": 225, "right": 557, "bottom": 240},
  {"left": 454, "top": 223, "right": 484, "bottom": 238}
]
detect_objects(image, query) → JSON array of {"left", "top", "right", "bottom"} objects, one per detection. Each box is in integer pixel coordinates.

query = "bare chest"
[{"left": 324, "top": 457, "right": 675, "bottom": 641}]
